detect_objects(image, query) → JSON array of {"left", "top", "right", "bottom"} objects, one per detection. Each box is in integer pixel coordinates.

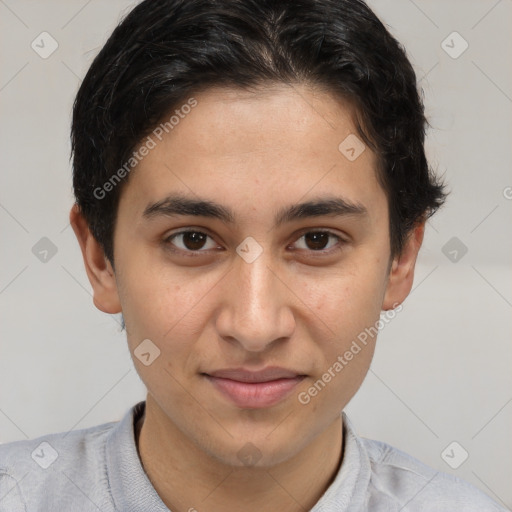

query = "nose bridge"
[
  {"left": 217, "top": 245, "right": 294, "bottom": 352},
  {"left": 238, "top": 250, "right": 276, "bottom": 313}
]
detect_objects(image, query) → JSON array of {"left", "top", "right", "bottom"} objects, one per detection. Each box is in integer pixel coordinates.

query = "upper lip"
[{"left": 205, "top": 367, "right": 304, "bottom": 383}]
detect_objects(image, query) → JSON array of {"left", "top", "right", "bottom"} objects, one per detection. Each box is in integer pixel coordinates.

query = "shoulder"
[
  {"left": 361, "top": 437, "right": 506, "bottom": 511},
  {"left": 0, "top": 420, "right": 118, "bottom": 511}
]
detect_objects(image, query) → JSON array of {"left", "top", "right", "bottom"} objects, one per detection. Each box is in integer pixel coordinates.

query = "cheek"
[
  {"left": 119, "top": 263, "right": 216, "bottom": 355},
  {"left": 119, "top": 272, "right": 210, "bottom": 398},
  {"left": 309, "top": 257, "right": 388, "bottom": 330},
  {"left": 299, "top": 273, "right": 383, "bottom": 414},
  {"left": 303, "top": 254, "right": 388, "bottom": 380}
]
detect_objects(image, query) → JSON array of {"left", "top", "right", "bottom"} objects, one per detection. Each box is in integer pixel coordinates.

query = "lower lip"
[{"left": 205, "top": 375, "right": 305, "bottom": 409}]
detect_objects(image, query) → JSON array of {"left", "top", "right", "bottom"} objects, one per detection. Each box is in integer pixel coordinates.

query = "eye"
[
  {"left": 291, "top": 230, "right": 345, "bottom": 253},
  {"left": 163, "top": 229, "right": 346, "bottom": 257},
  {"left": 164, "top": 230, "right": 218, "bottom": 255}
]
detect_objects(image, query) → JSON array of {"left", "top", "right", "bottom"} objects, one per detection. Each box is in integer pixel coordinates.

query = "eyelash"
[{"left": 163, "top": 229, "right": 347, "bottom": 257}]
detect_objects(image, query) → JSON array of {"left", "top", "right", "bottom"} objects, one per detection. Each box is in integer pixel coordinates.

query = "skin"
[{"left": 70, "top": 84, "right": 424, "bottom": 512}]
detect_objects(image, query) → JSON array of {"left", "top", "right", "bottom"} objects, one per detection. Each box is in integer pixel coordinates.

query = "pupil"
[
  {"left": 181, "top": 232, "right": 329, "bottom": 251},
  {"left": 305, "top": 232, "right": 328, "bottom": 250},
  {"left": 184, "top": 232, "right": 206, "bottom": 250}
]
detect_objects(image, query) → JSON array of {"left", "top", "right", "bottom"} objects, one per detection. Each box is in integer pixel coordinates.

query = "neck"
[{"left": 136, "top": 396, "right": 344, "bottom": 512}]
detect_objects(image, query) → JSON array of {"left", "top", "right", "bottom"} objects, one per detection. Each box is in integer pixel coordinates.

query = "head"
[{"left": 70, "top": 0, "right": 446, "bottom": 467}]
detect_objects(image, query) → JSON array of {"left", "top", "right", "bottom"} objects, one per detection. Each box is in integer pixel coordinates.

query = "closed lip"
[{"left": 204, "top": 367, "right": 306, "bottom": 383}]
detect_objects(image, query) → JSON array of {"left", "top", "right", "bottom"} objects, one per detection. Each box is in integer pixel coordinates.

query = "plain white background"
[{"left": 1, "top": 0, "right": 511, "bottom": 508}]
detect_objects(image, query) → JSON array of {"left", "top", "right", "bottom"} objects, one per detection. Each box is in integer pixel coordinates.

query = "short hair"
[{"left": 71, "top": 0, "right": 447, "bottom": 264}]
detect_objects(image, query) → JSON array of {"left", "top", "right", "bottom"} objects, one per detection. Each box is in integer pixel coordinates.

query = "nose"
[{"left": 215, "top": 249, "right": 295, "bottom": 353}]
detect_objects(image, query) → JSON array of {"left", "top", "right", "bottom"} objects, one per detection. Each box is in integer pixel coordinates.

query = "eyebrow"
[{"left": 142, "top": 193, "right": 367, "bottom": 228}]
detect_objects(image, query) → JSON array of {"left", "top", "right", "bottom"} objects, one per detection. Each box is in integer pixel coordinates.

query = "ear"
[
  {"left": 69, "top": 204, "right": 122, "bottom": 314},
  {"left": 382, "top": 220, "right": 425, "bottom": 310}
]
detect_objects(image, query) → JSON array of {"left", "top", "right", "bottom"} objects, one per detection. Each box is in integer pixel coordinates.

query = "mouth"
[{"left": 203, "top": 367, "right": 307, "bottom": 409}]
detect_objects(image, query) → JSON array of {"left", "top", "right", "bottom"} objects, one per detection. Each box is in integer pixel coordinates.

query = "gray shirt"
[{"left": 0, "top": 401, "right": 506, "bottom": 511}]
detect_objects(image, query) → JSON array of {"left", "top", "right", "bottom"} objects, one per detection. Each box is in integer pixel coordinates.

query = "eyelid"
[
  {"left": 288, "top": 229, "right": 347, "bottom": 254},
  {"left": 163, "top": 227, "right": 348, "bottom": 256},
  {"left": 163, "top": 228, "right": 221, "bottom": 255},
  {"left": 293, "top": 226, "right": 349, "bottom": 244}
]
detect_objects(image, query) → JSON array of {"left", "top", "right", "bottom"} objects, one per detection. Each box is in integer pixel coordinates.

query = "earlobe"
[
  {"left": 69, "top": 204, "right": 122, "bottom": 314},
  {"left": 382, "top": 221, "right": 425, "bottom": 311}
]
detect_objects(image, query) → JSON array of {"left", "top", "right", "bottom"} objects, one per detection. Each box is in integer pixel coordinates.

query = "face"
[{"left": 72, "top": 84, "right": 423, "bottom": 468}]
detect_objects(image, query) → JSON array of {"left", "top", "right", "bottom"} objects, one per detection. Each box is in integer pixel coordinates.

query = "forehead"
[
  {"left": 173, "top": 84, "right": 364, "bottom": 158},
  {"left": 118, "top": 84, "right": 386, "bottom": 226}
]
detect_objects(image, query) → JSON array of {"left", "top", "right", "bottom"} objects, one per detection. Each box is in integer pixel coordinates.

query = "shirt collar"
[
  {"left": 106, "top": 400, "right": 170, "bottom": 511},
  {"left": 310, "top": 412, "right": 371, "bottom": 511},
  {"left": 106, "top": 402, "right": 370, "bottom": 512}
]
